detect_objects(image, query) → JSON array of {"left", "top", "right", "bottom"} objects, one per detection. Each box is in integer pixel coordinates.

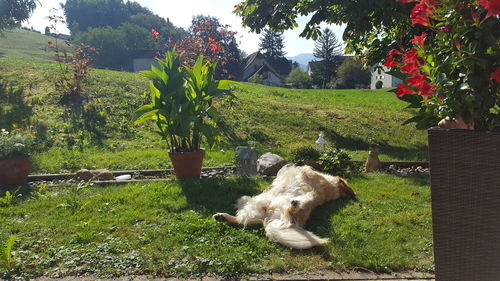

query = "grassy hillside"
[
  {"left": 0, "top": 29, "right": 427, "bottom": 173},
  {"left": 0, "top": 29, "right": 57, "bottom": 62}
]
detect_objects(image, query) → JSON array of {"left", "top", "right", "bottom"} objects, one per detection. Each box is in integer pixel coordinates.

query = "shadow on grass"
[
  {"left": 0, "top": 52, "right": 5, "bottom": 58},
  {"left": 177, "top": 177, "right": 268, "bottom": 217},
  {"left": 321, "top": 128, "right": 428, "bottom": 161},
  {"left": 304, "top": 197, "right": 356, "bottom": 259}
]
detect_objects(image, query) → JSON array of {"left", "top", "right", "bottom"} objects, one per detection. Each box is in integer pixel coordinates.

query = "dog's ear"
[{"left": 338, "top": 178, "right": 356, "bottom": 199}]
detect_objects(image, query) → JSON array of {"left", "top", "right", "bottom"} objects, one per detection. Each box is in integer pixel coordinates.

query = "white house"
[{"left": 370, "top": 64, "right": 402, "bottom": 89}]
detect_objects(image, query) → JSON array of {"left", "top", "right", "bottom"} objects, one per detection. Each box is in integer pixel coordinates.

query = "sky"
[{"left": 25, "top": 0, "right": 346, "bottom": 57}]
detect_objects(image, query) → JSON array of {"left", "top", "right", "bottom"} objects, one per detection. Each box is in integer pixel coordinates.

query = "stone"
[
  {"left": 257, "top": 152, "right": 287, "bottom": 176},
  {"left": 235, "top": 146, "right": 258, "bottom": 176},
  {"left": 74, "top": 169, "right": 115, "bottom": 181}
]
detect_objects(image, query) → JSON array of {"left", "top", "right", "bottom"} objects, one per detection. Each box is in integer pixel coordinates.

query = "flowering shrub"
[
  {"left": 0, "top": 129, "right": 33, "bottom": 159},
  {"left": 386, "top": 0, "right": 500, "bottom": 130}
]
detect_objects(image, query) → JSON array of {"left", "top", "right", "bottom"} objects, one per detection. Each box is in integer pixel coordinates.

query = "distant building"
[
  {"left": 370, "top": 64, "right": 402, "bottom": 89},
  {"left": 131, "top": 50, "right": 158, "bottom": 72},
  {"left": 242, "top": 51, "right": 292, "bottom": 86}
]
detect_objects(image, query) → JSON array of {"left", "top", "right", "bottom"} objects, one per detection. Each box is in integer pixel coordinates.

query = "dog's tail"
[{"left": 264, "top": 220, "right": 328, "bottom": 249}]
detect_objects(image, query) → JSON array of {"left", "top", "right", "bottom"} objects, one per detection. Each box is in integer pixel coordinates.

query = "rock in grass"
[
  {"left": 257, "top": 152, "right": 287, "bottom": 176},
  {"left": 75, "top": 169, "right": 115, "bottom": 181}
]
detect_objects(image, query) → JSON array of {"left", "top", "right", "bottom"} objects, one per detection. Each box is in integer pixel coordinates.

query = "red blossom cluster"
[
  {"left": 385, "top": 32, "right": 436, "bottom": 97},
  {"left": 151, "top": 28, "right": 159, "bottom": 39},
  {"left": 208, "top": 37, "right": 222, "bottom": 54},
  {"left": 410, "top": 0, "right": 435, "bottom": 26},
  {"left": 478, "top": 0, "right": 500, "bottom": 17}
]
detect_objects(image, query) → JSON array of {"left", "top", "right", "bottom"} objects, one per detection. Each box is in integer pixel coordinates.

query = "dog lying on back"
[{"left": 213, "top": 165, "right": 356, "bottom": 249}]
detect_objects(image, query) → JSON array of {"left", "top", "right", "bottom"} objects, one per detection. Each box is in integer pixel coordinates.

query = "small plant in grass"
[
  {"left": 0, "top": 236, "right": 17, "bottom": 273},
  {"left": 73, "top": 219, "right": 94, "bottom": 244},
  {"left": 290, "top": 145, "right": 321, "bottom": 164},
  {"left": 31, "top": 182, "right": 48, "bottom": 199},
  {"left": 0, "top": 191, "right": 14, "bottom": 207},
  {"left": 47, "top": 9, "right": 105, "bottom": 149},
  {"left": 318, "top": 147, "right": 356, "bottom": 175}
]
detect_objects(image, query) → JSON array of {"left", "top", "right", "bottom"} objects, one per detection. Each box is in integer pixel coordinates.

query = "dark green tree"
[
  {"left": 258, "top": 28, "right": 286, "bottom": 58},
  {"left": 313, "top": 28, "right": 341, "bottom": 62},
  {"left": 0, "top": 0, "right": 37, "bottom": 33},
  {"left": 62, "top": 0, "right": 185, "bottom": 43},
  {"left": 312, "top": 28, "right": 342, "bottom": 88},
  {"left": 74, "top": 26, "right": 127, "bottom": 69},
  {"left": 63, "top": 0, "right": 127, "bottom": 34}
]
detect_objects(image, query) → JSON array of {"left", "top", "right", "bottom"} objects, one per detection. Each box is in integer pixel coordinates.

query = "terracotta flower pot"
[
  {"left": 428, "top": 127, "right": 500, "bottom": 281},
  {"left": 169, "top": 150, "right": 205, "bottom": 179},
  {"left": 0, "top": 155, "right": 31, "bottom": 187}
]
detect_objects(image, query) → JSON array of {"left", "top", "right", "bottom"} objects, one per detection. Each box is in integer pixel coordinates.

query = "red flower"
[
  {"left": 411, "top": 32, "right": 427, "bottom": 47},
  {"left": 396, "top": 83, "right": 414, "bottom": 97},
  {"left": 479, "top": 0, "right": 500, "bottom": 17},
  {"left": 490, "top": 67, "right": 500, "bottom": 83},
  {"left": 151, "top": 28, "right": 159, "bottom": 39},
  {"left": 387, "top": 48, "right": 402, "bottom": 56},
  {"left": 410, "top": 0, "right": 435, "bottom": 26},
  {"left": 384, "top": 56, "right": 399, "bottom": 67},
  {"left": 401, "top": 48, "right": 423, "bottom": 74},
  {"left": 208, "top": 37, "right": 222, "bottom": 54},
  {"left": 406, "top": 73, "right": 436, "bottom": 97}
]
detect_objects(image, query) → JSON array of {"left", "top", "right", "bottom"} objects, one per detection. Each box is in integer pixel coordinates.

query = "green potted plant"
[
  {"left": 133, "top": 50, "right": 237, "bottom": 179},
  {"left": 0, "top": 129, "right": 33, "bottom": 187}
]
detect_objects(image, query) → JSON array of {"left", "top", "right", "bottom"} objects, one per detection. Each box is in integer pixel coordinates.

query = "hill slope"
[{"left": 0, "top": 29, "right": 427, "bottom": 173}]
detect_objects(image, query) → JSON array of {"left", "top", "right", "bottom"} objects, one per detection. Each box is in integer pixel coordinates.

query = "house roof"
[{"left": 243, "top": 51, "right": 292, "bottom": 77}]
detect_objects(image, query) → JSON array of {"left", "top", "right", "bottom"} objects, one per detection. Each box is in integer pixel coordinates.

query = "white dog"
[{"left": 213, "top": 165, "right": 356, "bottom": 249}]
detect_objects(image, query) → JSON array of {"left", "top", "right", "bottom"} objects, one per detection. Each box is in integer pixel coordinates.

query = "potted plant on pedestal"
[
  {"left": 0, "top": 129, "right": 33, "bottom": 187},
  {"left": 133, "top": 50, "right": 237, "bottom": 179},
  {"left": 381, "top": 1, "right": 500, "bottom": 280}
]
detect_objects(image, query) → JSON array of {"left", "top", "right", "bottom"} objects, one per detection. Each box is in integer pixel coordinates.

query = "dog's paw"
[{"left": 213, "top": 213, "right": 227, "bottom": 222}]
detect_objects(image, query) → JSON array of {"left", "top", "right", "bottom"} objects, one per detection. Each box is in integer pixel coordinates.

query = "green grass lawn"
[
  {"left": 0, "top": 29, "right": 427, "bottom": 174},
  {"left": 0, "top": 173, "right": 433, "bottom": 278}
]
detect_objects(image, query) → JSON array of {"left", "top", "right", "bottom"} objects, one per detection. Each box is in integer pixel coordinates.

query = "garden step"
[{"left": 25, "top": 271, "right": 435, "bottom": 281}]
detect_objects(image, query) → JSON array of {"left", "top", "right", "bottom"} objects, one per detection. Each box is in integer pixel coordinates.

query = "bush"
[
  {"left": 375, "top": 80, "right": 383, "bottom": 89},
  {"left": 248, "top": 74, "right": 263, "bottom": 84},
  {"left": 290, "top": 145, "right": 321, "bottom": 164},
  {"left": 0, "top": 79, "right": 32, "bottom": 130},
  {"left": 333, "top": 58, "right": 370, "bottom": 89},
  {"left": 318, "top": 147, "right": 355, "bottom": 175},
  {"left": 286, "top": 68, "right": 312, "bottom": 89},
  {"left": 0, "top": 129, "right": 33, "bottom": 159}
]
